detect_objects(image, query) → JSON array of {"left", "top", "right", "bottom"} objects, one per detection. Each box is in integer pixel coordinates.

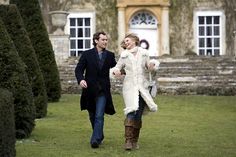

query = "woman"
[{"left": 110, "top": 33, "right": 160, "bottom": 150}]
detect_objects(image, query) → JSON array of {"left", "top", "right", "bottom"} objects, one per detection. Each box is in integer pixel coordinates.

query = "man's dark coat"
[{"left": 75, "top": 48, "right": 116, "bottom": 115}]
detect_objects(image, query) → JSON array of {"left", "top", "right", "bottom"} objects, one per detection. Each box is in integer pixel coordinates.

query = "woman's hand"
[
  {"left": 113, "top": 69, "right": 121, "bottom": 76},
  {"left": 147, "top": 62, "right": 155, "bottom": 71}
]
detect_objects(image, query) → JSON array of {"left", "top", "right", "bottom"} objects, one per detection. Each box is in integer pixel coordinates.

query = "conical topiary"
[
  {"left": 0, "top": 4, "right": 48, "bottom": 118},
  {"left": 10, "top": 0, "right": 61, "bottom": 102},
  {"left": 0, "top": 17, "right": 35, "bottom": 139},
  {"left": 0, "top": 88, "right": 16, "bottom": 157}
]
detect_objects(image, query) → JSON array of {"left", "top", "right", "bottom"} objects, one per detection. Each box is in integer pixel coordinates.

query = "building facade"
[
  {"left": 1, "top": 0, "right": 236, "bottom": 94},
  {"left": 36, "top": 0, "right": 236, "bottom": 65}
]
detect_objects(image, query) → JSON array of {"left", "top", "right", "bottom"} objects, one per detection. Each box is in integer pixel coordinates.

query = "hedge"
[
  {"left": 0, "top": 4, "right": 48, "bottom": 118},
  {"left": 0, "top": 88, "right": 16, "bottom": 157},
  {"left": 0, "top": 17, "right": 35, "bottom": 139},
  {"left": 10, "top": 0, "right": 61, "bottom": 102}
]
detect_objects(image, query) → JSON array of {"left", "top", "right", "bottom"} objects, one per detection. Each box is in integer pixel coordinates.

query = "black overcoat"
[{"left": 75, "top": 48, "right": 116, "bottom": 115}]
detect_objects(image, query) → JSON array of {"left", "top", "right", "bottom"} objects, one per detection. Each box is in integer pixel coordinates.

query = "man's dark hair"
[{"left": 93, "top": 31, "right": 107, "bottom": 46}]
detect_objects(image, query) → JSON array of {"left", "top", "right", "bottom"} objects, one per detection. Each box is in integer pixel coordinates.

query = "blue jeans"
[
  {"left": 127, "top": 95, "right": 145, "bottom": 121},
  {"left": 88, "top": 95, "right": 106, "bottom": 144}
]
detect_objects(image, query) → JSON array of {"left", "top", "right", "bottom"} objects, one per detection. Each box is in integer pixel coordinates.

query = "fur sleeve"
[{"left": 109, "top": 51, "right": 127, "bottom": 79}]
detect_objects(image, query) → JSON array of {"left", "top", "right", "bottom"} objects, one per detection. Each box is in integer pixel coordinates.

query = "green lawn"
[{"left": 16, "top": 94, "right": 236, "bottom": 157}]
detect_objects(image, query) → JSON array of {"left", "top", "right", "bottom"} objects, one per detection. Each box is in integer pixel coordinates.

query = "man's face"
[{"left": 95, "top": 34, "right": 108, "bottom": 50}]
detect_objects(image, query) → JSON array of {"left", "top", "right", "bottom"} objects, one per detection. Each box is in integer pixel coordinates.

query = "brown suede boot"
[
  {"left": 124, "top": 118, "right": 135, "bottom": 150},
  {"left": 132, "top": 120, "right": 142, "bottom": 149}
]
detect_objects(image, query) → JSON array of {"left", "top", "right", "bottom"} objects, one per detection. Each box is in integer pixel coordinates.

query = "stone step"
[{"left": 58, "top": 56, "right": 236, "bottom": 95}]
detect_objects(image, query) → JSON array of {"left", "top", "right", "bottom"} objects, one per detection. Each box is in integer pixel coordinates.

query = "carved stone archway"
[{"left": 117, "top": 0, "right": 170, "bottom": 56}]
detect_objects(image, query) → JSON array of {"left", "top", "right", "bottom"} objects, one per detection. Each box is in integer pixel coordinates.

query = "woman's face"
[{"left": 124, "top": 37, "right": 136, "bottom": 50}]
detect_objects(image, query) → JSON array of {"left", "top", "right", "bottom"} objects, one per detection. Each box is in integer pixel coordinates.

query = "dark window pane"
[
  {"left": 206, "top": 16, "right": 212, "bottom": 24},
  {"left": 77, "top": 18, "right": 83, "bottom": 26},
  {"left": 199, "top": 16, "right": 204, "bottom": 24},
  {"left": 199, "top": 26, "right": 205, "bottom": 36},
  {"left": 77, "top": 40, "right": 83, "bottom": 48},
  {"left": 206, "top": 49, "right": 212, "bottom": 55},
  {"left": 85, "top": 28, "right": 90, "bottom": 37},
  {"left": 70, "top": 40, "right": 76, "bottom": 49},
  {"left": 199, "top": 38, "right": 205, "bottom": 47},
  {"left": 78, "top": 51, "right": 83, "bottom": 56},
  {"left": 70, "top": 51, "right": 76, "bottom": 56},
  {"left": 85, "top": 40, "right": 90, "bottom": 48},
  {"left": 214, "top": 49, "right": 220, "bottom": 56},
  {"left": 214, "top": 26, "right": 219, "bottom": 35},
  {"left": 70, "top": 18, "right": 76, "bottom": 26},
  {"left": 78, "top": 28, "right": 83, "bottom": 37},
  {"left": 207, "top": 38, "right": 212, "bottom": 47},
  {"left": 214, "top": 38, "right": 220, "bottom": 47},
  {"left": 206, "top": 26, "right": 212, "bottom": 36},
  {"left": 199, "top": 49, "right": 205, "bottom": 55},
  {"left": 85, "top": 18, "right": 90, "bottom": 26},
  {"left": 214, "top": 16, "right": 219, "bottom": 24},
  {"left": 70, "top": 28, "right": 76, "bottom": 37}
]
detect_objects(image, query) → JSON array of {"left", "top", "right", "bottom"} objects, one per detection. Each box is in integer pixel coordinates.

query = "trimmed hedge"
[
  {"left": 0, "top": 4, "right": 48, "bottom": 118},
  {"left": 10, "top": 0, "right": 61, "bottom": 102},
  {"left": 0, "top": 88, "right": 16, "bottom": 157},
  {"left": 0, "top": 17, "right": 35, "bottom": 139}
]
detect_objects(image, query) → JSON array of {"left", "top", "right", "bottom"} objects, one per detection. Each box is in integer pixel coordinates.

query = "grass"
[{"left": 16, "top": 94, "right": 236, "bottom": 157}]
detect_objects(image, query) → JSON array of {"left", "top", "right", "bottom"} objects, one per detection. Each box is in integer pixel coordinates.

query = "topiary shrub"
[
  {"left": 10, "top": 0, "right": 61, "bottom": 102},
  {"left": 0, "top": 4, "right": 48, "bottom": 118},
  {"left": 161, "top": 54, "right": 171, "bottom": 57},
  {"left": 0, "top": 88, "right": 16, "bottom": 157},
  {"left": 0, "top": 17, "right": 35, "bottom": 139}
]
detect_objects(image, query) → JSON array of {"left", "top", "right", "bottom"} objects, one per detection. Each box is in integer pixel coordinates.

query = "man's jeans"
[
  {"left": 88, "top": 95, "right": 106, "bottom": 144},
  {"left": 127, "top": 95, "right": 145, "bottom": 121}
]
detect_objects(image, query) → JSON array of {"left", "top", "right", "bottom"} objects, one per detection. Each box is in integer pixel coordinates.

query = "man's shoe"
[{"left": 91, "top": 142, "right": 99, "bottom": 148}]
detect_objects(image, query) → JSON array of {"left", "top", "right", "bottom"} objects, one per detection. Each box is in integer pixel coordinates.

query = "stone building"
[
  {"left": 38, "top": 0, "right": 236, "bottom": 64},
  {"left": 40, "top": 0, "right": 236, "bottom": 95},
  {"left": 1, "top": 0, "right": 236, "bottom": 94}
]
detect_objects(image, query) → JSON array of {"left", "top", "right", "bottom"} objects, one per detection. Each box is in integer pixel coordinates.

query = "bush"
[
  {"left": 10, "top": 0, "right": 61, "bottom": 102},
  {"left": 184, "top": 49, "right": 197, "bottom": 56},
  {"left": 0, "top": 88, "right": 16, "bottom": 157},
  {"left": 0, "top": 4, "right": 48, "bottom": 118},
  {"left": 196, "top": 86, "right": 236, "bottom": 96},
  {"left": 0, "top": 17, "right": 35, "bottom": 138}
]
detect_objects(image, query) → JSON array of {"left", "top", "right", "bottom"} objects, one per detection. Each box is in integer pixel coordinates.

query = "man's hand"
[{"left": 80, "top": 80, "right": 87, "bottom": 88}]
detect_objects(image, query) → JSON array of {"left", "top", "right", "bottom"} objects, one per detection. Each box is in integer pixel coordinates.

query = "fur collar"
[{"left": 121, "top": 47, "right": 148, "bottom": 58}]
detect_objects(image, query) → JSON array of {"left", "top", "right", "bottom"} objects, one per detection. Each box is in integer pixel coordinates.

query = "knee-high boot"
[
  {"left": 132, "top": 120, "right": 142, "bottom": 149},
  {"left": 124, "top": 118, "right": 134, "bottom": 150}
]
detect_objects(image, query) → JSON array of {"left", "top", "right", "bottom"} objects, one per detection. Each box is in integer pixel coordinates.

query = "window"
[
  {"left": 129, "top": 11, "right": 157, "bottom": 29},
  {"left": 195, "top": 11, "right": 225, "bottom": 56},
  {"left": 66, "top": 12, "right": 94, "bottom": 56}
]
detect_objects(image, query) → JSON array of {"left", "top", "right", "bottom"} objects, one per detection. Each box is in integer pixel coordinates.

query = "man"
[{"left": 75, "top": 31, "right": 116, "bottom": 148}]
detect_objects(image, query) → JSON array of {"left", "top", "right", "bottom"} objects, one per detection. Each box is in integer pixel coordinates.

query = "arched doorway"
[{"left": 129, "top": 11, "right": 158, "bottom": 56}]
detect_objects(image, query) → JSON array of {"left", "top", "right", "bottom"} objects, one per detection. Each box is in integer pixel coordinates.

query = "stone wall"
[
  {"left": 39, "top": 0, "right": 118, "bottom": 53},
  {"left": 156, "top": 56, "right": 236, "bottom": 95},
  {"left": 0, "top": 0, "right": 9, "bottom": 5},
  {"left": 223, "top": 0, "right": 236, "bottom": 56},
  {"left": 169, "top": 0, "right": 236, "bottom": 56}
]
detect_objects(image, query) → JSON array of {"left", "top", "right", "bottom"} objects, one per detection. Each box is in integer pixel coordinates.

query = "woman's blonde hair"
[
  {"left": 120, "top": 40, "right": 126, "bottom": 49},
  {"left": 124, "top": 33, "right": 140, "bottom": 46}
]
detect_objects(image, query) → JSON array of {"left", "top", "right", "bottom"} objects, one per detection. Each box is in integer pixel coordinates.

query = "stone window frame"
[
  {"left": 194, "top": 10, "right": 226, "bottom": 56},
  {"left": 65, "top": 12, "right": 95, "bottom": 57}
]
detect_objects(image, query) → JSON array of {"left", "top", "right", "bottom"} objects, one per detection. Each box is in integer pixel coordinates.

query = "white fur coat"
[{"left": 110, "top": 47, "right": 160, "bottom": 115}]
